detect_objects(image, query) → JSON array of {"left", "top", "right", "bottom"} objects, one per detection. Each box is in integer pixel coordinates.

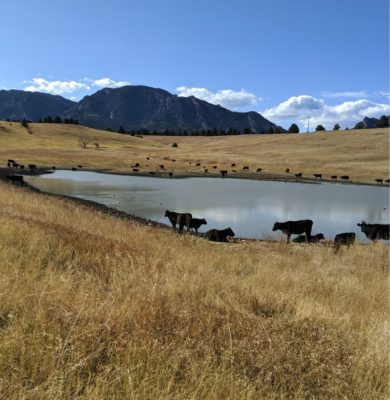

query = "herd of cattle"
[{"left": 164, "top": 210, "right": 389, "bottom": 250}]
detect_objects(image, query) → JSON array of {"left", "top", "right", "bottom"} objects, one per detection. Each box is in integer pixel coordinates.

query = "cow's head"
[
  {"left": 201, "top": 218, "right": 207, "bottom": 225},
  {"left": 226, "top": 227, "right": 235, "bottom": 237},
  {"left": 272, "top": 222, "right": 280, "bottom": 231},
  {"left": 316, "top": 233, "right": 325, "bottom": 240},
  {"left": 164, "top": 210, "right": 170, "bottom": 217},
  {"left": 357, "top": 221, "right": 366, "bottom": 227}
]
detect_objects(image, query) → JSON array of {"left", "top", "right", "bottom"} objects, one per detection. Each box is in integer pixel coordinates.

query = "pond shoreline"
[
  {"left": 2, "top": 167, "right": 386, "bottom": 245},
  {"left": 1, "top": 166, "right": 386, "bottom": 187}
]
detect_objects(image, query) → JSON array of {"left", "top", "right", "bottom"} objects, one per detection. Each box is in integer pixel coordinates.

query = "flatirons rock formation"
[{"left": 0, "top": 86, "right": 284, "bottom": 133}]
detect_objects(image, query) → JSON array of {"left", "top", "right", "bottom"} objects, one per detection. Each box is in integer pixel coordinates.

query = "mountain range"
[{"left": 0, "top": 86, "right": 284, "bottom": 133}]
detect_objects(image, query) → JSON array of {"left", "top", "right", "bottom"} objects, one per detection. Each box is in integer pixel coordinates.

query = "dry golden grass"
[
  {"left": 0, "top": 181, "right": 388, "bottom": 399},
  {"left": 0, "top": 121, "right": 388, "bottom": 183}
]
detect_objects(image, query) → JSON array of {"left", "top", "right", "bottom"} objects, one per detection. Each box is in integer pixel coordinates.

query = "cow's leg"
[{"left": 287, "top": 233, "right": 291, "bottom": 243}]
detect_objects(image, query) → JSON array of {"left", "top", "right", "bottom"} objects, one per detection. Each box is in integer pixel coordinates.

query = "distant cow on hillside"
[
  {"left": 293, "top": 233, "right": 324, "bottom": 243},
  {"left": 313, "top": 174, "right": 322, "bottom": 179},
  {"left": 164, "top": 210, "right": 192, "bottom": 232},
  {"left": 272, "top": 219, "right": 313, "bottom": 243},
  {"left": 190, "top": 218, "right": 207, "bottom": 233},
  {"left": 334, "top": 232, "right": 355, "bottom": 252},
  {"left": 375, "top": 178, "right": 383, "bottom": 184},
  {"left": 256, "top": 168, "right": 262, "bottom": 172},
  {"left": 285, "top": 168, "right": 290, "bottom": 173},
  {"left": 340, "top": 175, "right": 349, "bottom": 181},
  {"left": 242, "top": 166, "right": 249, "bottom": 171},
  {"left": 220, "top": 170, "right": 227, "bottom": 177},
  {"left": 295, "top": 172, "right": 302, "bottom": 179},
  {"left": 204, "top": 227, "right": 235, "bottom": 242},
  {"left": 331, "top": 176, "right": 337, "bottom": 181},
  {"left": 357, "top": 221, "right": 389, "bottom": 241}
]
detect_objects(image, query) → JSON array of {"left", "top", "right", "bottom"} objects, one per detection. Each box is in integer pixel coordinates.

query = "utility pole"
[{"left": 306, "top": 116, "right": 310, "bottom": 133}]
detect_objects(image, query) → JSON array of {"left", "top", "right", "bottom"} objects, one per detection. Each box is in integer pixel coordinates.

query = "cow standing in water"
[{"left": 272, "top": 219, "right": 313, "bottom": 243}]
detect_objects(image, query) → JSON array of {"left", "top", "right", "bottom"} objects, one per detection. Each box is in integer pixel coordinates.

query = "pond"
[{"left": 26, "top": 170, "right": 389, "bottom": 242}]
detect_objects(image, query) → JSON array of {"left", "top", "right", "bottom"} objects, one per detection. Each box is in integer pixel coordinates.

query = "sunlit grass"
[
  {"left": 0, "top": 182, "right": 388, "bottom": 399},
  {"left": 0, "top": 121, "right": 388, "bottom": 183}
]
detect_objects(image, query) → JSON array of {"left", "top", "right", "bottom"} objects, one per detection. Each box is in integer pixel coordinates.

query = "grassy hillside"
[
  {"left": 0, "top": 121, "right": 388, "bottom": 183},
  {"left": 0, "top": 182, "right": 388, "bottom": 399}
]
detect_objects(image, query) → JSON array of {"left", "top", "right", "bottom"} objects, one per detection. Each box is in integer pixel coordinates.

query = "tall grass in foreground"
[{"left": 0, "top": 182, "right": 388, "bottom": 399}]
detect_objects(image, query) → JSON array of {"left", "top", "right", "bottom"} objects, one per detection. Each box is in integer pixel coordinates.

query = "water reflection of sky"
[{"left": 26, "top": 171, "right": 390, "bottom": 242}]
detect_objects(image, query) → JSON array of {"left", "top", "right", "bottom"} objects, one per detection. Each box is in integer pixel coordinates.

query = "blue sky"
[{"left": 0, "top": 0, "right": 388, "bottom": 130}]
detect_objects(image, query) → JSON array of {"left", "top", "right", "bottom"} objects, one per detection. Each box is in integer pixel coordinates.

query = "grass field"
[
  {"left": 0, "top": 182, "right": 388, "bottom": 399},
  {"left": 0, "top": 121, "right": 388, "bottom": 183}
]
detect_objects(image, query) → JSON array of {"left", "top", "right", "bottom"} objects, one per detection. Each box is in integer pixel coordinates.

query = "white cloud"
[
  {"left": 24, "top": 77, "right": 130, "bottom": 95},
  {"left": 176, "top": 86, "right": 261, "bottom": 109},
  {"left": 90, "top": 77, "right": 130, "bottom": 88},
  {"left": 24, "top": 78, "right": 89, "bottom": 95},
  {"left": 262, "top": 95, "right": 390, "bottom": 129}
]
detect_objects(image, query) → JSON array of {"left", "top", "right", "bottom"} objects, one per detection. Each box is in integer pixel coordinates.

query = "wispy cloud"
[
  {"left": 378, "top": 91, "right": 390, "bottom": 99},
  {"left": 322, "top": 90, "right": 369, "bottom": 99},
  {"left": 176, "top": 86, "right": 261, "bottom": 109},
  {"left": 24, "top": 77, "right": 130, "bottom": 95},
  {"left": 262, "top": 95, "right": 390, "bottom": 129}
]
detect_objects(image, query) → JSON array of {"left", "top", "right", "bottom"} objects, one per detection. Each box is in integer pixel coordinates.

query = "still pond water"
[{"left": 26, "top": 170, "right": 389, "bottom": 242}]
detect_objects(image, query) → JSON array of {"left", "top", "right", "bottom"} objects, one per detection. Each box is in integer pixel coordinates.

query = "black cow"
[
  {"left": 231, "top": 163, "right": 236, "bottom": 167},
  {"left": 71, "top": 167, "right": 77, "bottom": 171},
  {"left": 313, "top": 174, "right": 322, "bottom": 179},
  {"left": 220, "top": 170, "right": 227, "bottom": 177},
  {"left": 213, "top": 166, "right": 217, "bottom": 169},
  {"left": 28, "top": 164, "right": 36, "bottom": 172},
  {"left": 169, "top": 172, "right": 173, "bottom": 177},
  {"left": 149, "top": 171, "right": 156, "bottom": 175},
  {"left": 293, "top": 233, "right": 324, "bottom": 243},
  {"left": 204, "top": 227, "right": 235, "bottom": 242},
  {"left": 272, "top": 219, "right": 313, "bottom": 243},
  {"left": 286, "top": 168, "right": 290, "bottom": 174},
  {"left": 375, "top": 179, "right": 383, "bottom": 184},
  {"left": 334, "top": 232, "right": 355, "bottom": 252},
  {"left": 159, "top": 165, "right": 165, "bottom": 169},
  {"left": 340, "top": 175, "right": 349, "bottom": 181},
  {"left": 242, "top": 166, "right": 249, "bottom": 171},
  {"left": 196, "top": 163, "right": 201, "bottom": 167},
  {"left": 190, "top": 218, "right": 207, "bottom": 233},
  {"left": 331, "top": 176, "right": 337, "bottom": 181},
  {"left": 77, "top": 165, "right": 83, "bottom": 168},
  {"left": 134, "top": 163, "right": 140, "bottom": 167},
  {"left": 164, "top": 210, "right": 192, "bottom": 232},
  {"left": 385, "top": 179, "right": 390, "bottom": 184},
  {"left": 295, "top": 172, "right": 302, "bottom": 179},
  {"left": 357, "top": 221, "right": 389, "bottom": 241},
  {"left": 204, "top": 169, "right": 208, "bottom": 173},
  {"left": 8, "top": 159, "right": 15, "bottom": 164},
  {"left": 256, "top": 168, "right": 262, "bottom": 172},
  {"left": 132, "top": 168, "right": 139, "bottom": 172},
  {"left": 6, "top": 175, "right": 24, "bottom": 185}
]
